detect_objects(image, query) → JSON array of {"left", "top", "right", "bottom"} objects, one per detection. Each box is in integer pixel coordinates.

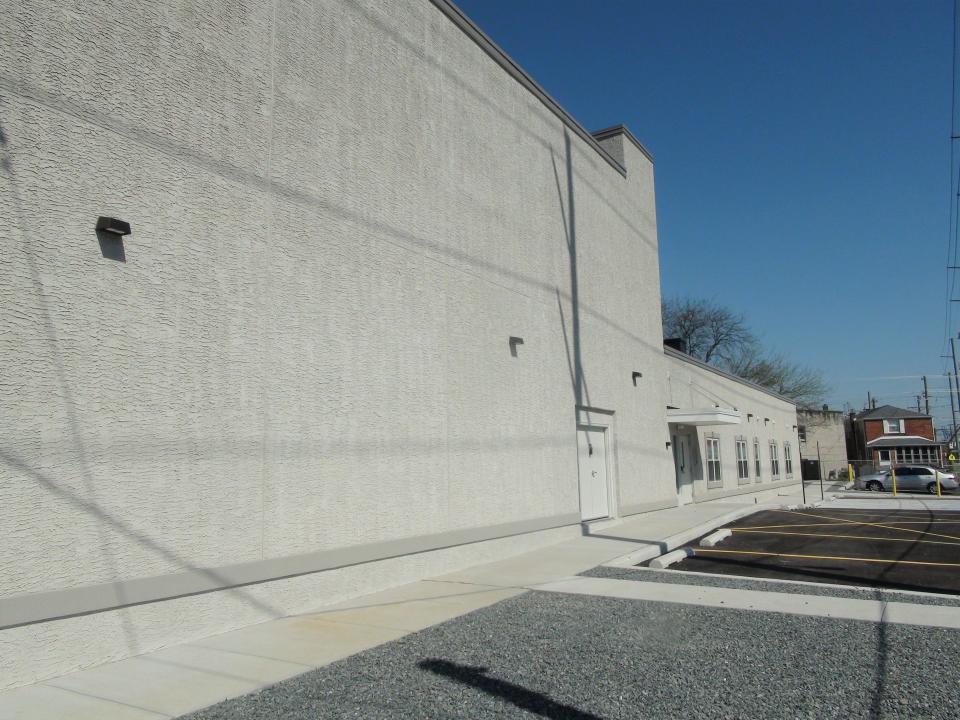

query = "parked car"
[{"left": 857, "top": 465, "right": 958, "bottom": 494}]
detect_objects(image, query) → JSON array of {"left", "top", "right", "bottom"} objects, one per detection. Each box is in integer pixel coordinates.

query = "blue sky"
[{"left": 456, "top": 0, "right": 958, "bottom": 429}]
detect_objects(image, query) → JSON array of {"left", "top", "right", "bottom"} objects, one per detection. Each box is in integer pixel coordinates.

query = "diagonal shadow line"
[
  {"left": 0, "top": 449, "right": 285, "bottom": 621},
  {"left": 867, "top": 591, "right": 889, "bottom": 720},
  {"left": 418, "top": 659, "right": 603, "bottom": 720},
  {"left": 286, "top": 586, "right": 516, "bottom": 619},
  {"left": 581, "top": 534, "right": 668, "bottom": 553},
  {"left": 550, "top": 132, "right": 594, "bottom": 411},
  {"left": 1, "top": 132, "right": 141, "bottom": 653},
  {"left": 0, "top": 74, "right": 662, "bottom": 353}
]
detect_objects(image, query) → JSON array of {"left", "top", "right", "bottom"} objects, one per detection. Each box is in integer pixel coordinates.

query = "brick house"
[{"left": 846, "top": 404, "right": 943, "bottom": 467}]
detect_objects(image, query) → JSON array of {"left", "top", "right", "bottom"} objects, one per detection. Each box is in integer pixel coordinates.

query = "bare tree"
[
  {"left": 721, "top": 346, "right": 829, "bottom": 407},
  {"left": 661, "top": 297, "right": 753, "bottom": 364},
  {"left": 663, "top": 296, "right": 829, "bottom": 406}
]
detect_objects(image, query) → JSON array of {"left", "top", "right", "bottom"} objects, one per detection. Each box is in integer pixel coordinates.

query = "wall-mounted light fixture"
[
  {"left": 96, "top": 216, "right": 131, "bottom": 236},
  {"left": 665, "top": 441, "right": 671, "bottom": 449},
  {"left": 508, "top": 336, "right": 524, "bottom": 357},
  {"left": 747, "top": 413, "right": 754, "bottom": 421},
  {"left": 632, "top": 371, "right": 642, "bottom": 386}
]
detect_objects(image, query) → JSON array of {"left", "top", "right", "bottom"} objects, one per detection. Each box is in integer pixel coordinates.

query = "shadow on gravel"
[
  {"left": 867, "top": 591, "right": 890, "bottom": 720},
  {"left": 418, "top": 659, "right": 603, "bottom": 720}
]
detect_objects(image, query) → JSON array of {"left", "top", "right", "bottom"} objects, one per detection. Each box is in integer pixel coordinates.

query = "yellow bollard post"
[
  {"left": 848, "top": 463, "right": 855, "bottom": 486},
  {"left": 891, "top": 464, "right": 897, "bottom": 497},
  {"left": 936, "top": 469, "right": 942, "bottom": 497}
]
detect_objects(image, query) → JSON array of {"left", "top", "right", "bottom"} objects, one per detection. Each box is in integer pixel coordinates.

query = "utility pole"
[
  {"left": 867, "top": 391, "right": 872, "bottom": 410},
  {"left": 950, "top": 373, "right": 959, "bottom": 449},
  {"left": 916, "top": 395, "right": 922, "bottom": 413},
  {"left": 923, "top": 375, "right": 930, "bottom": 414}
]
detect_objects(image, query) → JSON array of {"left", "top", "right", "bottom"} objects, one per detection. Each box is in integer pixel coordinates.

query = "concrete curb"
[
  {"left": 699, "top": 529, "right": 731, "bottom": 547},
  {"left": 607, "top": 500, "right": 825, "bottom": 570},
  {"left": 833, "top": 492, "right": 960, "bottom": 501},
  {"left": 602, "top": 504, "right": 774, "bottom": 569},
  {"left": 649, "top": 548, "right": 693, "bottom": 569}
]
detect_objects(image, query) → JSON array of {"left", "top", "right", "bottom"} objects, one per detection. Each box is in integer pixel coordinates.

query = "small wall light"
[
  {"left": 96, "top": 216, "right": 131, "bottom": 236},
  {"left": 508, "top": 336, "right": 524, "bottom": 357},
  {"left": 747, "top": 413, "right": 754, "bottom": 421},
  {"left": 632, "top": 371, "right": 642, "bottom": 386}
]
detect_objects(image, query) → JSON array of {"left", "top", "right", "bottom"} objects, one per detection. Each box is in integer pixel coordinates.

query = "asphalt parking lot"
[{"left": 667, "top": 507, "right": 960, "bottom": 595}]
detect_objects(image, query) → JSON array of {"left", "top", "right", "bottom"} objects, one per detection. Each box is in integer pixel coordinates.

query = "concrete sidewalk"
[{"left": 0, "top": 485, "right": 806, "bottom": 720}]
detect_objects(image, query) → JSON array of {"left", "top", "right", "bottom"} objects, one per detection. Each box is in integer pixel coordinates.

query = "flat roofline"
[
  {"left": 664, "top": 345, "right": 797, "bottom": 407},
  {"left": 429, "top": 0, "right": 641, "bottom": 177}
]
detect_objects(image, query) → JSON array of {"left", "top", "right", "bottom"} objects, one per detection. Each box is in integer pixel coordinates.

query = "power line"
[{"left": 943, "top": 0, "right": 960, "bottom": 373}]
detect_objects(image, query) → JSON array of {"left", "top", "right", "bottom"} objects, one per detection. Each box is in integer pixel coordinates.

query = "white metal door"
[{"left": 577, "top": 426, "right": 610, "bottom": 521}]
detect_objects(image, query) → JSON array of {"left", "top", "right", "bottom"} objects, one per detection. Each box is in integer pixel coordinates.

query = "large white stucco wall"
[
  {"left": 665, "top": 351, "right": 800, "bottom": 500},
  {"left": 0, "top": 0, "right": 675, "bottom": 685}
]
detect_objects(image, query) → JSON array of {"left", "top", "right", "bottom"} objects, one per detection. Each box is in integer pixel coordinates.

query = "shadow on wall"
[
  {"left": 0, "top": 118, "right": 284, "bottom": 649},
  {"left": 551, "top": 129, "right": 592, "bottom": 409},
  {"left": 418, "top": 659, "right": 603, "bottom": 720}
]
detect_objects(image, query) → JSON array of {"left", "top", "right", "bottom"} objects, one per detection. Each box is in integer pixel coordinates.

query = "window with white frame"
[
  {"left": 769, "top": 441, "right": 780, "bottom": 478},
  {"left": 706, "top": 437, "right": 722, "bottom": 485},
  {"left": 797, "top": 425, "right": 807, "bottom": 444},
  {"left": 754, "top": 438, "right": 762, "bottom": 480},
  {"left": 735, "top": 438, "right": 750, "bottom": 483},
  {"left": 784, "top": 441, "right": 793, "bottom": 477},
  {"left": 883, "top": 419, "right": 904, "bottom": 434}
]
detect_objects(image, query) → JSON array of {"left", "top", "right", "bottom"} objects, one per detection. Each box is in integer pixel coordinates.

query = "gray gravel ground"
[
  {"left": 182, "top": 590, "right": 960, "bottom": 720},
  {"left": 581, "top": 565, "right": 960, "bottom": 607}
]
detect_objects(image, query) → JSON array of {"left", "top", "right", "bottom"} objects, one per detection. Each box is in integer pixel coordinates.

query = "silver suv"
[{"left": 858, "top": 465, "right": 958, "bottom": 494}]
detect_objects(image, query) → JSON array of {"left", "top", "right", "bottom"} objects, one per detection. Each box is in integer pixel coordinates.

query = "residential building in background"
[
  {"left": 797, "top": 406, "right": 848, "bottom": 480},
  {"left": 845, "top": 405, "right": 944, "bottom": 470}
]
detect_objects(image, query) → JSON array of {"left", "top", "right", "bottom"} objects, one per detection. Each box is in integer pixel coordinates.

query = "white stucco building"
[{"left": 0, "top": 0, "right": 798, "bottom": 687}]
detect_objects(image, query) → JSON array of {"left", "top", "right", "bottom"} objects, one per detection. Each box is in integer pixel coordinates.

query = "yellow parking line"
[
  {"left": 774, "top": 509, "right": 960, "bottom": 542},
  {"left": 695, "top": 548, "right": 960, "bottom": 568},
  {"left": 731, "top": 528, "right": 960, "bottom": 546},
  {"left": 736, "top": 520, "right": 960, "bottom": 531}
]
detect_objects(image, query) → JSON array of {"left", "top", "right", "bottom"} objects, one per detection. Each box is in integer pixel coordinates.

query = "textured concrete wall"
[
  {"left": 797, "top": 410, "right": 848, "bottom": 478},
  {"left": 0, "top": 0, "right": 673, "bottom": 684},
  {"left": 664, "top": 353, "right": 799, "bottom": 499}
]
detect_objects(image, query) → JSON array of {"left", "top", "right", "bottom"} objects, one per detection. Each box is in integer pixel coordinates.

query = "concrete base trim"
[
  {"left": 0, "top": 512, "right": 580, "bottom": 630},
  {"left": 619, "top": 498, "right": 677, "bottom": 517},
  {"left": 693, "top": 478, "right": 801, "bottom": 503}
]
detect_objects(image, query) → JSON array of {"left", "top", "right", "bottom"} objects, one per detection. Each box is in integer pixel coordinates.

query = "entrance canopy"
[{"left": 666, "top": 407, "right": 742, "bottom": 426}]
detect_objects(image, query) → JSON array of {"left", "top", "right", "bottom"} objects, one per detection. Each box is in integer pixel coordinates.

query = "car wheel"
[
  {"left": 866, "top": 480, "right": 883, "bottom": 492},
  {"left": 927, "top": 482, "right": 939, "bottom": 495}
]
